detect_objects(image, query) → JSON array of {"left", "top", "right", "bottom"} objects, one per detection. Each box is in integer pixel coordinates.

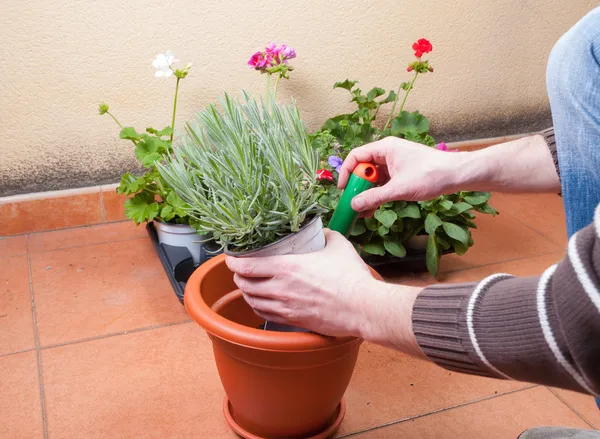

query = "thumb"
[{"left": 351, "top": 185, "right": 396, "bottom": 212}]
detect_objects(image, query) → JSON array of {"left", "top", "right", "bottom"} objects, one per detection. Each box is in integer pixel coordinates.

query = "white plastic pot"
[
  {"left": 225, "top": 216, "right": 326, "bottom": 332},
  {"left": 154, "top": 221, "right": 206, "bottom": 265}
]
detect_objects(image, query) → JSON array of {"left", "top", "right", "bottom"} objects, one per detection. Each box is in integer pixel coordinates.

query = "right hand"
[{"left": 338, "top": 137, "right": 465, "bottom": 215}]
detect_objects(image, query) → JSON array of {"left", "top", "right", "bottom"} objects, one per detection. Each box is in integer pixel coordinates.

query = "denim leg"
[
  {"left": 547, "top": 6, "right": 600, "bottom": 237},
  {"left": 546, "top": 6, "right": 600, "bottom": 411}
]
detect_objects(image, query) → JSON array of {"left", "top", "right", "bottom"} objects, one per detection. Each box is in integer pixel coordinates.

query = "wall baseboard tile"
[{"left": 0, "top": 134, "right": 529, "bottom": 236}]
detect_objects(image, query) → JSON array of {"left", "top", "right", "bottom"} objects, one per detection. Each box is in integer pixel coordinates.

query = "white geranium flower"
[{"left": 152, "top": 50, "right": 179, "bottom": 78}]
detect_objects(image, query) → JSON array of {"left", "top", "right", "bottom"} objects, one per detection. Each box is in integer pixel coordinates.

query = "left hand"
[{"left": 225, "top": 229, "right": 380, "bottom": 337}]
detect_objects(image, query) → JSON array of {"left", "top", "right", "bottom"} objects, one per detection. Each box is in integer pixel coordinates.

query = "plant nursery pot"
[
  {"left": 153, "top": 220, "right": 206, "bottom": 265},
  {"left": 224, "top": 216, "right": 326, "bottom": 332},
  {"left": 185, "top": 255, "right": 381, "bottom": 439}
]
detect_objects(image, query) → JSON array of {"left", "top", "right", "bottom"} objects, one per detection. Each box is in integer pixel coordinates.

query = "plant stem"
[
  {"left": 265, "top": 73, "right": 271, "bottom": 102},
  {"left": 170, "top": 77, "right": 181, "bottom": 143},
  {"left": 273, "top": 74, "right": 281, "bottom": 100},
  {"left": 107, "top": 111, "right": 136, "bottom": 146},
  {"left": 106, "top": 111, "right": 123, "bottom": 129},
  {"left": 398, "top": 71, "right": 419, "bottom": 114},
  {"left": 382, "top": 71, "right": 419, "bottom": 132}
]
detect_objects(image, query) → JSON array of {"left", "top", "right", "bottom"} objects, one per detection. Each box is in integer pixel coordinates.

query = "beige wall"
[{"left": 1, "top": 0, "right": 597, "bottom": 196}]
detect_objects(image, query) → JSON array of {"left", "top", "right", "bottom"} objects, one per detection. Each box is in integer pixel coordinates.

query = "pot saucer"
[{"left": 223, "top": 397, "right": 346, "bottom": 439}]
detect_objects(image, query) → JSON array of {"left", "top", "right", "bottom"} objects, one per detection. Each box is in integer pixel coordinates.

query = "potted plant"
[
  {"left": 157, "top": 43, "right": 376, "bottom": 438},
  {"left": 312, "top": 39, "right": 498, "bottom": 275},
  {"left": 98, "top": 51, "right": 208, "bottom": 264}
]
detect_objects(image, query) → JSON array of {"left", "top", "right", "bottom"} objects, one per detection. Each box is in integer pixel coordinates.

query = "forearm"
[
  {"left": 448, "top": 133, "right": 561, "bottom": 194},
  {"left": 358, "top": 281, "right": 427, "bottom": 359}
]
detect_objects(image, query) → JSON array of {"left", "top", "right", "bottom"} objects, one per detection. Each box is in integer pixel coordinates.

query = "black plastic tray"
[{"left": 146, "top": 222, "right": 222, "bottom": 304}]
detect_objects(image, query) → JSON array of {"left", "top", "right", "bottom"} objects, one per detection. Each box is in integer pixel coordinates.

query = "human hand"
[
  {"left": 338, "top": 137, "right": 465, "bottom": 215},
  {"left": 225, "top": 229, "right": 425, "bottom": 358}
]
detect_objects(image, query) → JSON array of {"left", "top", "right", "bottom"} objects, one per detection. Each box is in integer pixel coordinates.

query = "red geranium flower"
[
  {"left": 316, "top": 169, "right": 334, "bottom": 182},
  {"left": 412, "top": 38, "right": 432, "bottom": 58}
]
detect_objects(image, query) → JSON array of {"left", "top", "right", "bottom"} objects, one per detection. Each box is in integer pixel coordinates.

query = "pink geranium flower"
[{"left": 436, "top": 142, "right": 458, "bottom": 152}]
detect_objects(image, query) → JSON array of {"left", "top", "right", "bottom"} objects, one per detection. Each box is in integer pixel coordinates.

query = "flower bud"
[{"left": 98, "top": 102, "right": 109, "bottom": 115}]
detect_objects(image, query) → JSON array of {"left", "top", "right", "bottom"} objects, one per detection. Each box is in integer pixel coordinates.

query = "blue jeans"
[{"left": 547, "top": 6, "right": 600, "bottom": 410}]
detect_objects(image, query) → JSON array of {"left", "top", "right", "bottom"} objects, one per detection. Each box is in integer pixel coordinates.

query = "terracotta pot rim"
[{"left": 184, "top": 254, "right": 362, "bottom": 352}]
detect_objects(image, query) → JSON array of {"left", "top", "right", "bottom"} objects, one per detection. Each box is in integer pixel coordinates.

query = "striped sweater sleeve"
[{"left": 412, "top": 205, "right": 600, "bottom": 395}]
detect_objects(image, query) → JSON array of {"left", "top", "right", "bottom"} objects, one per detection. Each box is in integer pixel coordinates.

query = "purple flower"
[
  {"left": 436, "top": 142, "right": 458, "bottom": 152},
  {"left": 328, "top": 155, "right": 343, "bottom": 173}
]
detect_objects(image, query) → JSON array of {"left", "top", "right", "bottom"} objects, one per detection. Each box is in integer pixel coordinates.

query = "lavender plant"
[{"left": 157, "top": 92, "right": 323, "bottom": 251}]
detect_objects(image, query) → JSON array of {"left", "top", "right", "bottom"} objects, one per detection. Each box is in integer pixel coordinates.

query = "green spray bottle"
[{"left": 329, "top": 162, "right": 379, "bottom": 236}]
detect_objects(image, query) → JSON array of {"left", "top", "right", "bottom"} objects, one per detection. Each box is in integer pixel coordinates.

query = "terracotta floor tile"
[
  {"left": 31, "top": 238, "right": 188, "bottom": 346},
  {"left": 336, "top": 343, "right": 528, "bottom": 436},
  {"left": 491, "top": 192, "right": 568, "bottom": 246},
  {"left": 0, "top": 351, "right": 44, "bottom": 439},
  {"left": 435, "top": 212, "right": 560, "bottom": 274},
  {"left": 0, "top": 255, "right": 35, "bottom": 356},
  {"left": 0, "top": 191, "right": 103, "bottom": 236},
  {"left": 42, "top": 322, "right": 237, "bottom": 439},
  {"left": 346, "top": 387, "right": 592, "bottom": 438},
  {"left": 101, "top": 188, "right": 129, "bottom": 222},
  {"left": 0, "top": 235, "right": 27, "bottom": 257},
  {"left": 551, "top": 388, "right": 600, "bottom": 429},
  {"left": 425, "top": 252, "right": 564, "bottom": 284},
  {"left": 28, "top": 221, "right": 145, "bottom": 254}
]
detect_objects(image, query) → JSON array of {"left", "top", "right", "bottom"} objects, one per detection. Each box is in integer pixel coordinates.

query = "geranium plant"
[
  {"left": 98, "top": 51, "right": 194, "bottom": 225},
  {"left": 312, "top": 39, "right": 498, "bottom": 275},
  {"left": 156, "top": 92, "right": 323, "bottom": 252}
]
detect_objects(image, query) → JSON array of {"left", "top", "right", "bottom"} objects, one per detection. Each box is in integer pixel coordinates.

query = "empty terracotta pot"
[{"left": 185, "top": 254, "right": 379, "bottom": 438}]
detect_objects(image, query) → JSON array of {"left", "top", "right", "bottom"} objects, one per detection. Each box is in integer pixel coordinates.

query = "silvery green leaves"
[{"left": 157, "top": 93, "right": 322, "bottom": 252}]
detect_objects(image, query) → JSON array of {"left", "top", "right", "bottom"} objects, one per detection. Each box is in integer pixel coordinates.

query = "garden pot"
[
  {"left": 185, "top": 254, "right": 381, "bottom": 439},
  {"left": 154, "top": 220, "right": 205, "bottom": 265},
  {"left": 224, "top": 216, "right": 325, "bottom": 332}
]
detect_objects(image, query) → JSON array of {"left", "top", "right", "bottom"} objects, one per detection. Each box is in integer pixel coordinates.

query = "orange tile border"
[{"left": 0, "top": 134, "right": 528, "bottom": 237}]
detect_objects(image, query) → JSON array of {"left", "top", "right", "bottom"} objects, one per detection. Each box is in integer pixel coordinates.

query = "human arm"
[
  {"left": 227, "top": 213, "right": 600, "bottom": 395},
  {"left": 339, "top": 130, "right": 560, "bottom": 213}
]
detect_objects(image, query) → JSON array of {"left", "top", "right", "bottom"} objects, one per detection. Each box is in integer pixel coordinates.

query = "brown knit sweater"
[{"left": 412, "top": 128, "right": 599, "bottom": 395}]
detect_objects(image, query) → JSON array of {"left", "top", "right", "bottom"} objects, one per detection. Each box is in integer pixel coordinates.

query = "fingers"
[
  {"left": 338, "top": 142, "right": 389, "bottom": 189},
  {"left": 351, "top": 184, "right": 396, "bottom": 212},
  {"left": 226, "top": 255, "right": 283, "bottom": 278},
  {"left": 233, "top": 273, "right": 276, "bottom": 297}
]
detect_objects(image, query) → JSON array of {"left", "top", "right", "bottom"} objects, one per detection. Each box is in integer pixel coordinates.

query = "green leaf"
[
  {"left": 124, "top": 192, "right": 160, "bottom": 225},
  {"left": 374, "top": 209, "right": 398, "bottom": 228},
  {"left": 364, "top": 216, "right": 378, "bottom": 231},
  {"left": 379, "top": 90, "right": 397, "bottom": 104},
  {"left": 425, "top": 212, "right": 442, "bottom": 234},
  {"left": 165, "top": 191, "right": 189, "bottom": 217},
  {"left": 367, "top": 87, "right": 385, "bottom": 101},
  {"left": 393, "top": 200, "right": 407, "bottom": 210},
  {"left": 439, "top": 199, "right": 453, "bottom": 211},
  {"left": 390, "top": 111, "right": 430, "bottom": 136},
  {"left": 436, "top": 235, "right": 451, "bottom": 250},
  {"left": 448, "top": 202, "right": 473, "bottom": 215},
  {"left": 453, "top": 241, "right": 469, "bottom": 255},
  {"left": 384, "top": 239, "right": 406, "bottom": 257},
  {"left": 362, "top": 241, "right": 385, "bottom": 256},
  {"left": 160, "top": 205, "right": 175, "bottom": 221},
  {"left": 395, "top": 203, "right": 421, "bottom": 219},
  {"left": 135, "top": 137, "right": 169, "bottom": 167},
  {"left": 475, "top": 203, "right": 499, "bottom": 216},
  {"left": 117, "top": 173, "right": 147, "bottom": 195},
  {"left": 350, "top": 221, "right": 367, "bottom": 236},
  {"left": 426, "top": 233, "right": 440, "bottom": 276},
  {"left": 333, "top": 79, "right": 358, "bottom": 91},
  {"left": 463, "top": 191, "right": 491, "bottom": 206},
  {"left": 378, "top": 225, "right": 390, "bottom": 236},
  {"left": 442, "top": 222, "right": 469, "bottom": 245},
  {"left": 120, "top": 127, "right": 144, "bottom": 141}
]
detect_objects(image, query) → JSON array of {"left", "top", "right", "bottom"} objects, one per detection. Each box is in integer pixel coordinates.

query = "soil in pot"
[{"left": 185, "top": 254, "right": 382, "bottom": 439}]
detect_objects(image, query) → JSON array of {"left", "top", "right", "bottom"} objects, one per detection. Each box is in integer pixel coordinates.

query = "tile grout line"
[
  {"left": 0, "top": 347, "right": 37, "bottom": 359},
  {"left": 2, "top": 219, "right": 131, "bottom": 238},
  {"left": 26, "top": 235, "right": 48, "bottom": 439},
  {"left": 39, "top": 319, "right": 194, "bottom": 351},
  {"left": 98, "top": 190, "right": 106, "bottom": 223},
  {"left": 420, "top": 249, "right": 564, "bottom": 284},
  {"left": 546, "top": 387, "right": 596, "bottom": 429},
  {"left": 32, "top": 235, "right": 149, "bottom": 255},
  {"left": 336, "top": 385, "right": 538, "bottom": 438},
  {"left": 501, "top": 208, "right": 566, "bottom": 249}
]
